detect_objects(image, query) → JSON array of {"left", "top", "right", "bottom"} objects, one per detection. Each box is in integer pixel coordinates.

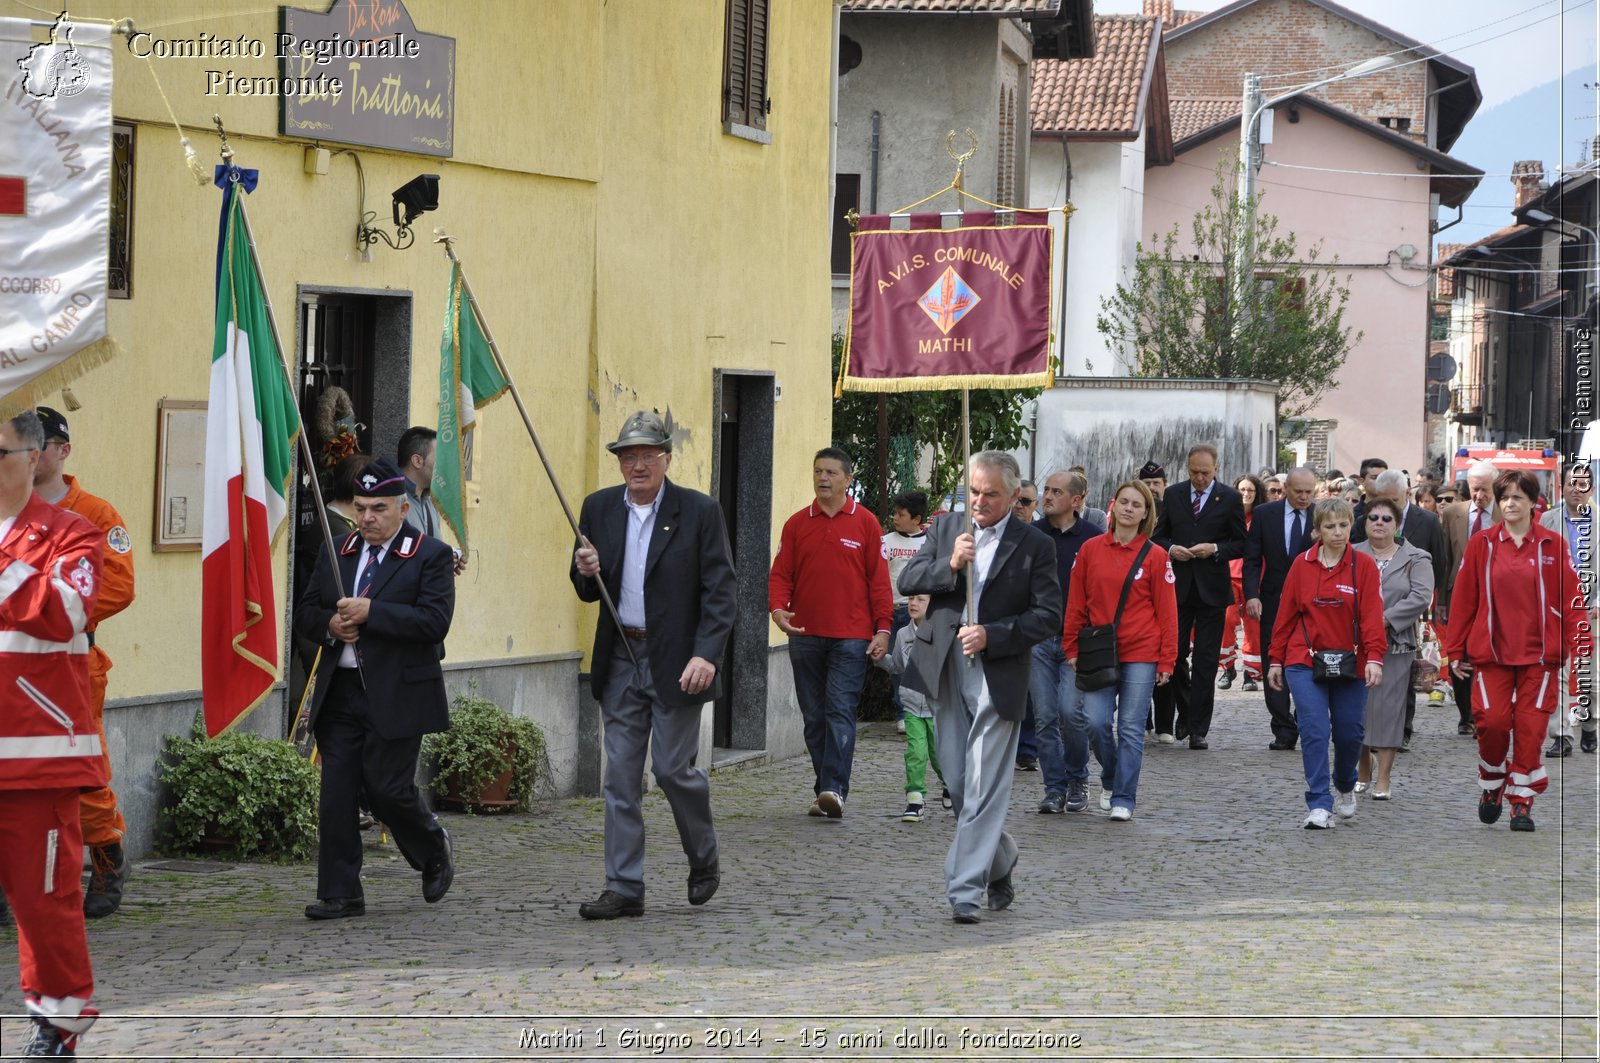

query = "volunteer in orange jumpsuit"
[{"left": 33, "top": 406, "right": 136, "bottom": 918}]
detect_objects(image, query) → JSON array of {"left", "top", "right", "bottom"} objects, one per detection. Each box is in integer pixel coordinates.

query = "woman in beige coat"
[{"left": 1352, "top": 496, "right": 1434, "bottom": 799}]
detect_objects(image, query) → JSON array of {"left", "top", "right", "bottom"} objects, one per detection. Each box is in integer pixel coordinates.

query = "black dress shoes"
[
  {"left": 580, "top": 890, "right": 645, "bottom": 920},
  {"left": 688, "top": 861, "right": 720, "bottom": 906},
  {"left": 1188, "top": 736, "right": 1209, "bottom": 750},
  {"left": 422, "top": 830, "right": 455, "bottom": 904},
  {"left": 1268, "top": 739, "right": 1297, "bottom": 751},
  {"left": 305, "top": 897, "right": 366, "bottom": 920},
  {"left": 1583, "top": 731, "right": 1598, "bottom": 754},
  {"left": 1545, "top": 736, "right": 1573, "bottom": 758},
  {"left": 952, "top": 902, "right": 981, "bottom": 924}
]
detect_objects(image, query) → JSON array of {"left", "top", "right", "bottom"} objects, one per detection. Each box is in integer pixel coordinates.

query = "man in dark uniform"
[
  {"left": 571, "top": 411, "right": 737, "bottom": 919},
  {"left": 296, "top": 457, "right": 457, "bottom": 920}
]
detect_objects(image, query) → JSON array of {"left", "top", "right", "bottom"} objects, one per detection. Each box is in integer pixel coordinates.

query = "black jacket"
[
  {"left": 296, "top": 528, "right": 456, "bottom": 740},
  {"left": 1153, "top": 481, "right": 1247, "bottom": 609},
  {"left": 571, "top": 479, "right": 737, "bottom": 708}
]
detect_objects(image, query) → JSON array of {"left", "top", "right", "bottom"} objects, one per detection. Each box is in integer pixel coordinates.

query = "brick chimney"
[{"left": 1510, "top": 160, "right": 1546, "bottom": 209}]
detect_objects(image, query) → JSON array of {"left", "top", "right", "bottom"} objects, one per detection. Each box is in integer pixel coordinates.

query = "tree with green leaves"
[
  {"left": 1096, "top": 157, "right": 1361, "bottom": 422},
  {"left": 830, "top": 334, "right": 1040, "bottom": 515}
]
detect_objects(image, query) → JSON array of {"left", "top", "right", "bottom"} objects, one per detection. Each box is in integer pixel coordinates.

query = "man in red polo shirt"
[{"left": 769, "top": 448, "right": 893, "bottom": 818}]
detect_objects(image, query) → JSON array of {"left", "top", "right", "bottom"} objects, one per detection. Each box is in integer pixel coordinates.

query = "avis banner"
[{"left": 840, "top": 211, "right": 1053, "bottom": 392}]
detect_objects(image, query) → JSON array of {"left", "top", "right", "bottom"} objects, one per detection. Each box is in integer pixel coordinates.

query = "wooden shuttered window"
[{"left": 723, "top": 0, "right": 770, "bottom": 131}]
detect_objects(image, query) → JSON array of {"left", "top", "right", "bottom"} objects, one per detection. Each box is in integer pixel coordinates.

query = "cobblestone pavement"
[{"left": 2, "top": 685, "right": 1596, "bottom": 1061}]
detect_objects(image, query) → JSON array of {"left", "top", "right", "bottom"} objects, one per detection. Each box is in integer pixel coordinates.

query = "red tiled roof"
[
  {"left": 1171, "top": 96, "right": 1238, "bottom": 142},
  {"left": 1032, "top": 16, "right": 1160, "bottom": 137},
  {"left": 842, "top": 0, "right": 1061, "bottom": 12},
  {"left": 1142, "top": 1, "right": 1205, "bottom": 28}
]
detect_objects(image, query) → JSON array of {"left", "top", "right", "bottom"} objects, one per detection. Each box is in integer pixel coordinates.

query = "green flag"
[{"left": 434, "top": 261, "right": 508, "bottom": 550}]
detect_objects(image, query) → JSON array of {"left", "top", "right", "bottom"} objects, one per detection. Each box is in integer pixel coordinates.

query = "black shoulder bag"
[
  {"left": 1075, "top": 540, "right": 1154, "bottom": 692},
  {"left": 1302, "top": 549, "right": 1361, "bottom": 682}
]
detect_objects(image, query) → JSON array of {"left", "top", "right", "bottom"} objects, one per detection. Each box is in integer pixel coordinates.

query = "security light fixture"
[{"left": 357, "top": 172, "right": 440, "bottom": 252}]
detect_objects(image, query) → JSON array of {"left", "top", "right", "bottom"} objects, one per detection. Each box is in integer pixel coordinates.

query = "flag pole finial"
[{"left": 212, "top": 114, "right": 234, "bottom": 161}]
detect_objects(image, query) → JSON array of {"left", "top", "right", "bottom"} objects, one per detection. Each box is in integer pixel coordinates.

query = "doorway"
[{"left": 711, "top": 370, "right": 774, "bottom": 752}]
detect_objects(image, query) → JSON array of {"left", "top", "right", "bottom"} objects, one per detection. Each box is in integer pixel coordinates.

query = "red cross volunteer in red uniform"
[{"left": 0, "top": 409, "right": 105, "bottom": 1057}]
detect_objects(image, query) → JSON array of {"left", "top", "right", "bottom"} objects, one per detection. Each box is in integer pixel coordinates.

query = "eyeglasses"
[
  {"left": 0, "top": 447, "right": 39, "bottom": 458},
  {"left": 617, "top": 452, "right": 665, "bottom": 469},
  {"left": 1366, "top": 514, "right": 1395, "bottom": 523}
]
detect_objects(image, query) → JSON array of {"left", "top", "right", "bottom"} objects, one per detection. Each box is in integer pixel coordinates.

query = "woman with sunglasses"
[
  {"left": 1352, "top": 497, "right": 1434, "bottom": 799},
  {"left": 1444, "top": 469, "right": 1584, "bottom": 832},
  {"left": 1265, "top": 498, "right": 1387, "bottom": 829}
]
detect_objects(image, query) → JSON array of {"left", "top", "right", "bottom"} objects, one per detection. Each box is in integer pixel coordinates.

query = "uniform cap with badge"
[
  {"left": 35, "top": 405, "right": 69, "bottom": 443},
  {"left": 353, "top": 457, "right": 410, "bottom": 497}
]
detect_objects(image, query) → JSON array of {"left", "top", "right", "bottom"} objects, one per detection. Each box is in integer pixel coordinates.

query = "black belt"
[{"left": 621, "top": 626, "right": 647, "bottom": 641}]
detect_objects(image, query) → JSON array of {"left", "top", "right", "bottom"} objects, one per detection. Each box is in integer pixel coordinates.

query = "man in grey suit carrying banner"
[{"left": 898, "top": 451, "right": 1062, "bottom": 924}]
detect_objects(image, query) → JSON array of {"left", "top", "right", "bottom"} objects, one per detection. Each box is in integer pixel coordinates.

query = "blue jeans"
[
  {"left": 789, "top": 636, "right": 869, "bottom": 799},
  {"left": 1082, "top": 662, "right": 1156, "bottom": 812},
  {"left": 1285, "top": 664, "right": 1368, "bottom": 812},
  {"left": 1028, "top": 641, "right": 1089, "bottom": 793}
]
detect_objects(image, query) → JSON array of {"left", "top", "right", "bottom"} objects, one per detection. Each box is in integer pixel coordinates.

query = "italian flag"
[{"left": 201, "top": 179, "right": 300, "bottom": 737}]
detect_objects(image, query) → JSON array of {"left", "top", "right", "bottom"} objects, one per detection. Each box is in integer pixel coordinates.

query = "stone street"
[{"left": 3, "top": 685, "right": 1596, "bottom": 1061}]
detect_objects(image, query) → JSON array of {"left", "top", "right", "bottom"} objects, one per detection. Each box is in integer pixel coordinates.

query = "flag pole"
[
  {"left": 435, "top": 231, "right": 637, "bottom": 666},
  {"left": 214, "top": 130, "right": 363, "bottom": 690},
  {"left": 948, "top": 132, "right": 978, "bottom": 652}
]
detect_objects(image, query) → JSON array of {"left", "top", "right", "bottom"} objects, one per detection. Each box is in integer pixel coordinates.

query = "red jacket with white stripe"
[
  {"left": 0, "top": 494, "right": 105, "bottom": 791},
  {"left": 1062, "top": 532, "right": 1179, "bottom": 672},
  {"left": 1444, "top": 521, "right": 1583, "bottom": 668},
  {"left": 1269, "top": 545, "right": 1387, "bottom": 670}
]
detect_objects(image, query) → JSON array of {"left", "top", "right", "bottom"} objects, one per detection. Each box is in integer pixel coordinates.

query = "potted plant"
[
  {"left": 423, "top": 684, "right": 546, "bottom": 813},
  {"left": 158, "top": 719, "right": 320, "bottom": 862}
]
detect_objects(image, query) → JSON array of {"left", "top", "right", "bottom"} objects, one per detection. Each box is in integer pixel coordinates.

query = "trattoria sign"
[{"left": 280, "top": 0, "right": 454, "bottom": 157}]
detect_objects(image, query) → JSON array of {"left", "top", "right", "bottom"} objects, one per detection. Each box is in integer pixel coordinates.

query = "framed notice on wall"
[{"left": 153, "top": 399, "right": 206, "bottom": 552}]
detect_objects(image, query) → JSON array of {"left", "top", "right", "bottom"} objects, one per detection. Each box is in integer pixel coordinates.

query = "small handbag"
[
  {"left": 1301, "top": 550, "right": 1361, "bottom": 682},
  {"left": 1075, "top": 540, "right": 1153, "bottom": 692}
]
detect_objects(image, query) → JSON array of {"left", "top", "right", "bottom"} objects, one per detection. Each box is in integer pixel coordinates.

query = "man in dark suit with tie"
[
  {"left": 1439, "top": 459, "right": 1501, "bottom": 734},
  {"left": 1243, "top": 467, "right": 1317, "bottom": 750},
  {"left": 297, "top": 457, "right": 458, "bottom": 920},
  {"left": 571, "top": 411, "right": 737, "bottom": 920},
  {"left": 899, "top": 451, "right": 1061, "bottom": 924},
  {"left": 1152, "top": 444, "right": 1247, "bottom": 749}
]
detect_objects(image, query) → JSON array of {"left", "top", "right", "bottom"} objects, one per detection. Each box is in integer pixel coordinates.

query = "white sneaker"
[
  {"left": 1156, "top": 732, "right": 1175, "bottom": 744},
  {"left": 1099, "top": 788, "right": 1113, "bottom": 812},
  {"left": 1335, "top": 791, "right": 1358, "bottom": 819},
  {"left": 1109, "top": 806, "right": 1132, "bottom": 821},
  {"left": 1303, "top": 808, "right": 1335, "bottom": 830}
]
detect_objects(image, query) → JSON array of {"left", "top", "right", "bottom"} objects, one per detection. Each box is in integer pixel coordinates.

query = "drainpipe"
[
  {"left": 828, "top": 3, "right": 843, "bottom": 259},
  {"left": 869, "top": 110, "right": 881, "bottom": 213}
]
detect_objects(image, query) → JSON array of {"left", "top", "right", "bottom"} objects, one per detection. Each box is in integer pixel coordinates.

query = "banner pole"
[
  {"left": 436, "top": 232, "right": 637, "bottom": 666},
  {"left": 230, "top": 176, "right": 365, "bottom": 694},
  {"left": 949, "top": 136, "right": 978, "bottom": 653}
]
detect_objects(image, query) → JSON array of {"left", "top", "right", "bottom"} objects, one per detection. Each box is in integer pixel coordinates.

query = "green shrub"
[
  {"left": 158, "top": 723, "right": 320, "bottom": 862},
  {"left": 422, "top": 684, "right": 547, "bottom": 812}
]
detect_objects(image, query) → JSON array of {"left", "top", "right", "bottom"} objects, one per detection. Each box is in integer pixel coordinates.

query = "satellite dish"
[
  {"left": 1426, "top": 382, "right": 1451, "bottom": 416},
  {"left": 1426, "top": 353, "right": 1457, "bottom": 382}
]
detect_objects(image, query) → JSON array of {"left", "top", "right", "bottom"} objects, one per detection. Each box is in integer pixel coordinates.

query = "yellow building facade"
[{"left": 23, "top": 0, "right": 835, "bottom": 855}]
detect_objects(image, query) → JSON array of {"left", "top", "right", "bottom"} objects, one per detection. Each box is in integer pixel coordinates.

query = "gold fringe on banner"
[
  {"left": 839, "top": 370, "right": 1054, "bottom": 394},
  {"left": 0, "top": 335, "right": 122, "bottom": 420}
]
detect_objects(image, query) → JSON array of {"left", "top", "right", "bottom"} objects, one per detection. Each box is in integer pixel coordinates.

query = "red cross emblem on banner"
[{"left": 0, "top": 177, "right": 24, "bottom": 216}]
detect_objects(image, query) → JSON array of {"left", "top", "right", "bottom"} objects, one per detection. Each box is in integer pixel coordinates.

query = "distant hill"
[{"left": 1441, "top": 68, "right": 1597, "bottom": 251}]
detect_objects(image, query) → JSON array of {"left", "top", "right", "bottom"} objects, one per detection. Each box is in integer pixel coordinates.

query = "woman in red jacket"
[
  {"left": 1445, "top": 469, "right": 1584, "bottom": 832},
  {"left": 1064, "top": 480, "right": 1177, "bottom": 821},
  {"left": 1266, "top": 498, "right": 1387, "bottom": 830},
  {"left": 1219, "top": 474, "right": 1266, "bottom": 691}
]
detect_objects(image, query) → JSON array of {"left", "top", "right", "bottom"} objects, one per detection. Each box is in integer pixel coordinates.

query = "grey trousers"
[
  {"left": 932, "top": 652, "right": 1021, "bottom": 908},
  {"left": 600, "top": 645, "right": 718, "bottom": 899}
]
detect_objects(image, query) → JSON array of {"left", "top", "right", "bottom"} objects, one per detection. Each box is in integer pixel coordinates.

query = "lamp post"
[{"left": 1230, "top": 55, "right": 1401, "bottom": 340}]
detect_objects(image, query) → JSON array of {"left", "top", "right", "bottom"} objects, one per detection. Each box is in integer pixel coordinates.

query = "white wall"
[
  {"left": 1016, "top": 377, "right": 1279, "bottom": 507},
  {"left": 1030, "top": 134, "right": 1149, "bottom": 376}
]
